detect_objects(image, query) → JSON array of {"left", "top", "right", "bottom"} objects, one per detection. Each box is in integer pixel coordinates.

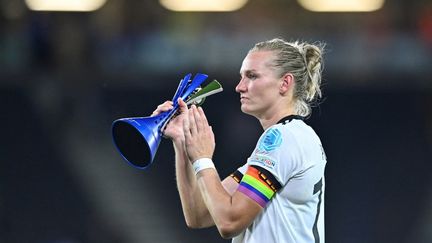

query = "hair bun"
[
  {"left": 248, "top": 38, "right": 325, "bottom": 117},
  {"left": 302, "top": 44, "right": 324, "bottom": 102}
]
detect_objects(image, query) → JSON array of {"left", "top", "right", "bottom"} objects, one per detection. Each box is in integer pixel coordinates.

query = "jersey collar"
[{"left": 277, "top": 115, "right": 305, "bottom": 124}]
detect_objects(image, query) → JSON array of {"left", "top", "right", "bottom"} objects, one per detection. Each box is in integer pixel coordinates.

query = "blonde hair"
[{"left": 249, "top": 38, "right": 325, "bottom": 117}]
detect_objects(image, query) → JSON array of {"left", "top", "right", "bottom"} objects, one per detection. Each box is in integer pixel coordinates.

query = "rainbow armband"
[{"left": 237, "top": 165, "right": 282, "bottom": 208}]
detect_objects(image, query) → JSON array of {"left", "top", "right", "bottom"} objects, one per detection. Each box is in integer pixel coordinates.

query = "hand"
[
  {"left": 151, "top": 99, "right": 188, "bottom": 142},
  {"left": 183, "top": 105, "right": 215, "bottom": 162}
]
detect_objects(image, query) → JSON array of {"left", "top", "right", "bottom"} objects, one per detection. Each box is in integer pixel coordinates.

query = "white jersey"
[{"left": 232, "top": 117, "right": 326, "bottom": 243}]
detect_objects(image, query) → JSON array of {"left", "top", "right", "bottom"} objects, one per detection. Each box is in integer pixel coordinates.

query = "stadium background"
[{"left": 1, "top": 0, "right": 432, "bottom": 242}]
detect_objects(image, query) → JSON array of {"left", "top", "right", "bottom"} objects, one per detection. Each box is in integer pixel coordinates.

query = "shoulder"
[
  {"left": 276, "top": 120, "right": 321, "bottom": 146},
  {"left": 260, "top": 121, "right": 308, "bottom": 148}
]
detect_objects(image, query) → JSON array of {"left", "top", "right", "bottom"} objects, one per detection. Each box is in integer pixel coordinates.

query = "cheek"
[
  {"left": 248, "top": 82, "right": 261, "bottom": 95},
  {"left": 250, "top": 83, "right": 270, "bottom": 98}
]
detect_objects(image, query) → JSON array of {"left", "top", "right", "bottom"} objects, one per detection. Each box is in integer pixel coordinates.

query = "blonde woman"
[{"left": 154, "top": 38, "right": 327, "bottom": 243}]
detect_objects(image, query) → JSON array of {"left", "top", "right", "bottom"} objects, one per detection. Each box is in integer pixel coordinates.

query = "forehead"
[{"left": 240, "top": 51, "right": 275, "bottom": 73}]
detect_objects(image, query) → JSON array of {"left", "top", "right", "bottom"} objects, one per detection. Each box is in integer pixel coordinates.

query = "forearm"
[
  {"left": 173, "top": 139, "right": 214, "bottom": 228},
  {"left": 196, "top": 169, "right": 250, "bottom": 239},
  {"left": 180, "top": 104, "right": 260, "bottom": 238}
]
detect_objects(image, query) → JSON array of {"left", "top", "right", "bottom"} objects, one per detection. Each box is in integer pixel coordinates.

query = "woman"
[{"left": 153, "top": 38, "right": 327, "bottom": 242}]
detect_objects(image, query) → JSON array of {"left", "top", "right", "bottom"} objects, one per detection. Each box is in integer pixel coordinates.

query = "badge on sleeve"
[{"left": 258, "top": 128, "right": 282, "bottom": 152}]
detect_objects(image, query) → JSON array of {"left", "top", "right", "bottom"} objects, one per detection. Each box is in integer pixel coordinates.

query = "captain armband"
[
  {"left": 230, "top": 170, "right": 244, "bottom": 183},
  {"left": 237, "top": 165, "right": 282, "bottom": 208}
]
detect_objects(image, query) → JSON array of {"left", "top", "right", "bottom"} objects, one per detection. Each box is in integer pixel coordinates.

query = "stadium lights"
[
  {"left": 25, "top": 0, "right": 107, "bottom": 12},
  {"left": 159, "top": 0, "right": 248, "bottom": 12},
  {"left": 298, "top": 0, "right": 385, "bottom": 12}
]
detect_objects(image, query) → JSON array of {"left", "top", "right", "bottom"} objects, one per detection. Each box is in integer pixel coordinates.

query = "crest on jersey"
[{"left": 258, "top": 128, "right": 282, "bottom": 152}]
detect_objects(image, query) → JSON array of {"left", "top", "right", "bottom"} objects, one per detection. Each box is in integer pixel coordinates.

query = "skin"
[
  {"left": 237, "top": 50, "right": 296, "bottom": 129},
  {"left": 152, "top": 50, "right": 297, "bottom": 239}
]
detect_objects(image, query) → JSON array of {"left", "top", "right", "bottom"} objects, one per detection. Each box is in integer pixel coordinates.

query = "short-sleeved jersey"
[{"left": 232, "top": 116, "right": 326, "bottom": 243}]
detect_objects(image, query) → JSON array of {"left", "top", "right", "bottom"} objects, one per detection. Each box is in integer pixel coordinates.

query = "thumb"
[{"left": 178, "top": 98, "right": 188, "bottom": 113}]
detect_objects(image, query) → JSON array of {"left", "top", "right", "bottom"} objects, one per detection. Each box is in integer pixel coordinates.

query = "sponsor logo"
[{"left": 250, "top": 154, "right": 276, "bottom": 169}]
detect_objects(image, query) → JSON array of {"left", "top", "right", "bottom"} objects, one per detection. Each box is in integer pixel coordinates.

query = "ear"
[{"left": 279, "top": 73, "right": 294, "bottom": 95}]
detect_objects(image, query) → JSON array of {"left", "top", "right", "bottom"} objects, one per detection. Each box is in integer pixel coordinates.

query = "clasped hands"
[
  {"left": 181, "top": 98, "right": 215, "bottom": 163},
  {"left": 154, "top": 98, "right": 215, "bottom": 163}
]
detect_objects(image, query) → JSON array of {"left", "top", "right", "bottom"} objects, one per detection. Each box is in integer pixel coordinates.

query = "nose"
[{"left": 235, "top": 77, "right": 247, "bottom": 93}]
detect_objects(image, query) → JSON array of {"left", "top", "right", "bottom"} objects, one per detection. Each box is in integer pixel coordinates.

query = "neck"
[{"left": 257, "top": 105, "right": 296, "bottom": 130}]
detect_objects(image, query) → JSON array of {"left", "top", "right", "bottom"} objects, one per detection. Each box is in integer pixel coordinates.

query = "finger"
[
  {"left": 193, "top": 106, "right": 204, "bottom": 133},
  {"left": 178, "top": 98, "right": 187, "bottom": 113},
  {"left": 197, "top": 107, "right": 209, "bottom": 127},
  {"left": 209, "top": 125, "right": 215, "bottom": 142},
  {"left": 188, "top": 105, "right": 198, "bottom": 135},
  {"left": 151, "top": 101, "right": 173, "bottom": 116},
  {"left": 175, "top": 98, "right": 188, "bottom": 120},
  {"left": 197, "top": 107, "right": 211, "bottom": 136},
  {"left": 183, "top": 113, "right": 192, "bottom": 142},
  {"left": 158, "top": 101, "right": 173, "bottom": 111}
]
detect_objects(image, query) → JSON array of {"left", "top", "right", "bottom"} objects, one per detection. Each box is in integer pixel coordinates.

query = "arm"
[
  {"left": 156, "top": 99, "right": 239, "bottom": 228},
  {"left": 173, "top": 137, "right": 214, "bottom": 228},
  {"left": 174, "top": 144, "right": 241, "bottom": 229},
  {"left": 154, "top": 100, "right": 212, "bottom": 227},
  {"left": 183, "top": 105, "right": 263, "bottom": 238},
  {"left": 196, "top": 170, "right": 262, "bottom": 239}
]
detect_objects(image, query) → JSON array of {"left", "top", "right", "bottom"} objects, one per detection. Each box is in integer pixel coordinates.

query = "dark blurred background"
[{"left": 1, "top": 0, "right": 432, "bottom": 242}]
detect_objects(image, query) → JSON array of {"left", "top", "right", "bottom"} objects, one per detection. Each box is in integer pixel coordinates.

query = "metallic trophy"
[{"left": 112, "top": 73, "right": 223, "bottom": 169}]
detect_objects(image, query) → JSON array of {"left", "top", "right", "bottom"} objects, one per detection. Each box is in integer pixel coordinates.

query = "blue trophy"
[{"left": 112, "top": 73, "right": 223, "bottom": 169}]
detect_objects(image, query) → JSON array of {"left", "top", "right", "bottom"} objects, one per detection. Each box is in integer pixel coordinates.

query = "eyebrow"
[{"left": 239, "top": 69, "right": 257, "bottom": 75}]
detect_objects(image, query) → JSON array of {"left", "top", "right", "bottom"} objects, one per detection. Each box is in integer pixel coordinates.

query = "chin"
[{"left": 240, "top": 105, "right": 254, "bottom": 116}]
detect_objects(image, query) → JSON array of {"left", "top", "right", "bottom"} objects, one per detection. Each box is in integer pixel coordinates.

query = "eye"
[{"left": 247, "top": 73, "right": 258, "bottom": 80}]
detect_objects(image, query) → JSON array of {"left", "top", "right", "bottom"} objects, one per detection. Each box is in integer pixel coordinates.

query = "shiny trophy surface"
[{"left": 112, "top": 73, "right": 223, "bottom": 169}]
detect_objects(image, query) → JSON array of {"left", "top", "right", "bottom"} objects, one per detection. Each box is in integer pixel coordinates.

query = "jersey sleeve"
[
  {"left": 231, "top": 125, "right": 301, "bottom": 207},
  {"left": 247, "top": 125, "right": 300, "bottom": 188}
]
